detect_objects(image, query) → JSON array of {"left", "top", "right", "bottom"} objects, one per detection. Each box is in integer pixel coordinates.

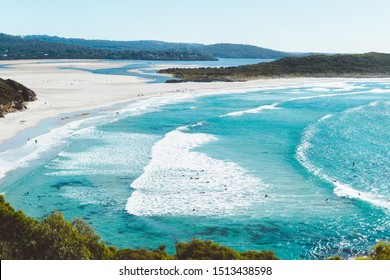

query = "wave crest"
[{"left": 126, "top": 129, "right": 268, "bottom": 216}]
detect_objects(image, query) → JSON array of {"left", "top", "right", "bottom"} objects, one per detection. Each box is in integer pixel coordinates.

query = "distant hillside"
[
  {"left": 25, "top": 35, "right": 291, "bottom": 59},
  {"left": 25, "top": 35, "right": 204, "bottom": 52},
  {"left": 0, "top": 78, "right": 36, "bottom": 117},
  {"left": 203, "top": 43, "right": 288, "bottom": 59},
  {"left": 159, "top": 52, "right": 390, "bottom": 82},
  {"left": 0, "top": 33, "right": 215, "bottom": 61}
]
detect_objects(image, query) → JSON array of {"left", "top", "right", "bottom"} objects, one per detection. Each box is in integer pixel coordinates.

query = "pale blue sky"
[{"left": 1, "top": 0, "right": 390, "bottom": 53}]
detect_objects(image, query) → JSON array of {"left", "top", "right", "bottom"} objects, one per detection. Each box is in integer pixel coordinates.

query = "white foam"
[
  {"left": 177, "top": 121, "right": 206, "bottom": 132},
  {"left": 333, "top": 181, "right": 390, "bottom": 209},
  {"left": 310, "top": 87, "right": 331, "bottom": 92},
  {"left": 110, "top": 94, "right": 197, "bottom": 121},
  {"left": 221, "top": 103, "right": 280, "bottom": 117},
  {"left": 126, "top": 129, "right": 268, "bottom": 216},
  {"left": 221, "top": 91, "right": 361, "bottom": 118},
  {"left": 46, "top": 130, "right": 158, "bottom": 176},
  {"left": 369, "top": 88, "right": 390, "bottom": 93},
  {"left": 296, "top": 111, "right": 390, "bottom": 210},
  {"left": 341, "top": 100, "right": 379, "bottom": 115},
  {"left": 295, "top": 114, "right": 333, "bottom": 177},
  {"left": 333, "top": 85, "right": 364, "bottom": 92},
  {"left": 0, "top": 117, "right": 101, "bottom": 180}
]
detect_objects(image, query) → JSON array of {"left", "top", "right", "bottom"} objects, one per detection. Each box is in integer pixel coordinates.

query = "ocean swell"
[
  {"left": 296, "top": 103, "right": 390, "bottom": 210},
  {"left": 221, "top": 91, "right": 366, "bottom": 118},
  {"left": 126, "top": 127, "right": 268, "bottom": 216}
]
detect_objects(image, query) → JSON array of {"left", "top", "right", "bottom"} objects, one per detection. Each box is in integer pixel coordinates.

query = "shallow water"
[
  {"left": 1, "top": 78, "right": 389, "bottom": 259},
  {"left": 60, "top": 58, "right": 273, "bottom": 83}
]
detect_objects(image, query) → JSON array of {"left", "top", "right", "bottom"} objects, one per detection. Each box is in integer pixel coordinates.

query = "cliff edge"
[{"left": 0, "top": 78, "right": 36, "bottom": 117}]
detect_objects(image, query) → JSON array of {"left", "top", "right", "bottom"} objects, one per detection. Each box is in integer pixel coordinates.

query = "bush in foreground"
[
  {"left": 175, "top": 239, "right": 278, "bottom": 260},
  {"left": 0, "top": 195, "right": 277, "bottom": 260},
  {"left": 1, "top": 195, "right": 388, "bottom": 260}
]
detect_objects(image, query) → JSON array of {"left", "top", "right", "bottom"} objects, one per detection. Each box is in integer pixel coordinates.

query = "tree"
[
  {"left": 368, "top": 242, "right": 390, "bottom": 260},
  {"left": 175, "top": 238, "right": 279, "bottom": 260}
]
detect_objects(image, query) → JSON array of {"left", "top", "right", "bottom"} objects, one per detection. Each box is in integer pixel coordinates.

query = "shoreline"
[
  {"left": 1, "top": 60, "right": 390, "bottom": 260},
  {"left": 1, "top": 59, "right": 390, "bottom": 144}
]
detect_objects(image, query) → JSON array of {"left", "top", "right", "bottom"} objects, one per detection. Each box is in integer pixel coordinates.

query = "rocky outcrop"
[{"left": 0, "top": 78, "right": 36, "bottom": 117}]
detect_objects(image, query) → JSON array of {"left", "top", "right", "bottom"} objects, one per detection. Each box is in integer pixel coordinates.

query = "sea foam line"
[
  {"left": 46, "top": 130, "right": 158, "bottom": 177},
  {"left": 221, "top": 91, "right": 367, "bottom": 118},
  {"left": 0, "top": 116, "right": 102, "bottom": 181},
  {"left": 295, "top": 106, "right": 390, "bottom": 210}
]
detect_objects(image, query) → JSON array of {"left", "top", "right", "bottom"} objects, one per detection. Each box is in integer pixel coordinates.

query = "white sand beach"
[{"left": 1, "top": 59, "right": 389, "bottom": 144}]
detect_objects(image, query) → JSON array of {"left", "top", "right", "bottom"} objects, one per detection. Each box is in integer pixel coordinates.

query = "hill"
[
  {"left": 25, "top": 34, "right": 290, "bottom": 59},
  {"left": 25, "top": 35, "right": 204, "bottom": 52},
  {"left": 0, "top": 78, "right": 36, "bottom": 117},
  {"left": 203, "top": 43, "right": 288, "bottom": 59},
  {"left": 159, "top": 52, "right": 390, "bottom": 82},
  {"left": 0, "top": 33, "right": 214, "bottom": 61}
]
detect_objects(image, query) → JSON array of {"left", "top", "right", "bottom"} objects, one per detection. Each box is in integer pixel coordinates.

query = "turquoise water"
[
  {"left": 1, "top": 79, "right": 389, "bottom": 259},
  {"left": 60, "top": 58, "right": 274, "bottom": 83}
]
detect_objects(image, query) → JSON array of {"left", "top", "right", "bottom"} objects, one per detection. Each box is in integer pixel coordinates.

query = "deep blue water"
[{"left": 0, "top": 65, "right": 389, "bottom": 259}]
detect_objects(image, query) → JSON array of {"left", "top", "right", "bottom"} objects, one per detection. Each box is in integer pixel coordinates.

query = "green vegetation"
[
  {"left": 159, "top": 52, "right": 390, "bottom": 82},
  {"left": 0, "top": 78, "right": 36, "bottom": 117},
  {"left": 203, "top": 43, "right": 288, "bottom": 59},
  {"left": 0, "top": 33, "right": 215, "bottom": 61},
  {"left": 327, "top": 242, "right": 390, "bottom": 260},
  {"left": 356, "top": 242, "right": 390, "bottom": 260},
  {"left": 0, "top": 195, "right": 389, "bottom": 260},
  {"left": 23, "top": 34, "right": 290, "bottom": 59},
  {"left": 25, "top": 35, "right": 205, "bottom": 52},
  {"left": 175, "top": 239, "right": 278, "bottom": 260},
  {"left": 0, "top": 195, "right": 277, "bottom": 260}
]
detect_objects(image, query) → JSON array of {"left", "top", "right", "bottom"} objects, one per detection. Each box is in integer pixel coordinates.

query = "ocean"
[{"left": 0, "top": 60, "right": 389, "bottom": 259}]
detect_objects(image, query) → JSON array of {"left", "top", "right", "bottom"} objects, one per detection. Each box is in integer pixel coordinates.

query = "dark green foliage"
[
  {"left": 176, "top": 239, "right": 241, "bottom": 260},
  {"left": 0, "top": 195, "right": 278, "bottom": 260},
  {"left": 241, "top": 249, "right": 279, "bottom": 260},
  {"left": 2, "top": 195, "right": 387, "bottom": 260},
  {"left": 326, "top": 256, "right": 344, "bottom": 260},
  {"left": 0, "top": 196, "right": 39, "bottom": 258},
  {"left": 160, "top": 52, "right": 390, "bottom": 81},
  {"left": 368, "top": 242, "right": 390, "bottom": 260},
  {"left": 71, "top": 218, "right": 113, "bottom": 259},
  {"left": 175, "top": 239, "right": 279, "bottom": 260},
  {"left": 32, "top": 212, "right": 92, "bottom": 259},
  {"left": 0, "top": 196, "right": 109, "bottom": 259},
  {"left": 24, "top": 35, "right": 290, "bottom": 59},
  {"left": 25, "top": 35, "right": 205, "bottom": 52},
  {"left": 203, "top": 43, "right": 288, "bottom": 59},
  {"left": 114, "top": 248, "right": 171, "bottom": 260},
  {"left": 0, "top": 33, "right": 214, "bottom": 61}
]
